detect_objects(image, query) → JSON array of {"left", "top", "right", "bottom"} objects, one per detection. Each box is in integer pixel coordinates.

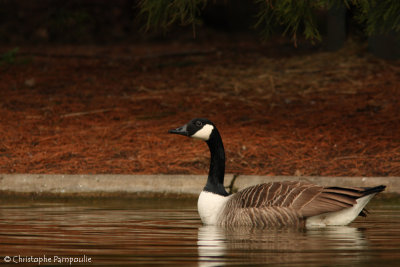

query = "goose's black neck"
[{"left": 204, "top": 128, "right": 229, "bottom": 196}]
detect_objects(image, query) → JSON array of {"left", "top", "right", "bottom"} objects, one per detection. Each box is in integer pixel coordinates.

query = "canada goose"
[{"left": 169, "top": 118, "right": 386, "bottom": 227}]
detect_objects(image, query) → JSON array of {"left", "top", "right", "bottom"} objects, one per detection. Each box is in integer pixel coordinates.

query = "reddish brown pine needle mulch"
[{"left": 1, "top": 38, "right": 400, "bottom": 176}]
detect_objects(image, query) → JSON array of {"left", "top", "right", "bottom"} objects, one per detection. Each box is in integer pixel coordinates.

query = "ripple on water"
[{"left": 0, "top": 199, "right": 400, "bottom": 266}]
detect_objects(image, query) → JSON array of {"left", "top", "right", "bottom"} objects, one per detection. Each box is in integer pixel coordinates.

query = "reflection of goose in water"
[
  {"left": 197, "top": 225, "right": 368, "bottom": 266},
  {"left": 169, "top": 118, "right": 385, "bottom": 227},
  {"left": 198, "top": 225, "right": 227, "bottom": 267}
]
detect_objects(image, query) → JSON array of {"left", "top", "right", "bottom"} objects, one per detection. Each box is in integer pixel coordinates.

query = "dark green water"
[{"left": 0, "top": 197, "right": 399, "bottom": 266}]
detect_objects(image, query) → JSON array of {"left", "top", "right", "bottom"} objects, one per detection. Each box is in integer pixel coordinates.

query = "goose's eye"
[{"left": 195, "top": 121, "right": 202, "bottom": 127}]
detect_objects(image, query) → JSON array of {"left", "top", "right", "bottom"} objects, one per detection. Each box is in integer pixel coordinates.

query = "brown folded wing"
[{"left": 221, "top": 181, "right": 372, "bottom": 227}]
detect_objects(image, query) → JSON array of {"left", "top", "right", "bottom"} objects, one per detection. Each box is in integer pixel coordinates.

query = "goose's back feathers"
[{"left": 219, "top": 181, "right": 385, "bottom": 227}]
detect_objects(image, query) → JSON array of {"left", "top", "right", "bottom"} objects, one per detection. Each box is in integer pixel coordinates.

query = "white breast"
[{"left": 197, "top": 191, "right": 231, "bottom": 225}]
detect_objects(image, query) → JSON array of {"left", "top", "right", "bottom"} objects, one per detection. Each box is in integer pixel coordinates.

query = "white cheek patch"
[{"left": 191, "top": 124, "right": 214, "bottom": 141}]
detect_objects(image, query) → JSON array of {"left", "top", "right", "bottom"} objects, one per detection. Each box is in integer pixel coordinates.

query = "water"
[{"left": 0, "top": 197, "right": 399, "bottom": 266}]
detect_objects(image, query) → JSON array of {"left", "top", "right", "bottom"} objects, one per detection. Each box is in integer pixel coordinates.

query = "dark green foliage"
[
  {"left": 254, "top": 0, "right": 325, "bottom": 44},
  {"left": 0, "top": 47, "right": 19, "bottom": 66},
  {"left": 138, "top": 0, "right": 400, "bottom": 44},
  {"left": 353, "top": 0, "right": 400, "bottom": 35},
  {"left": 139, "top": 0, "right": 208, "bottom": 36}
]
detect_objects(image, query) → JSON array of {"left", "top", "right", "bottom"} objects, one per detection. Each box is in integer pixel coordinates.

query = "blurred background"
[{"left": 0, "top": 0, "right": 399, "bottom": 177}]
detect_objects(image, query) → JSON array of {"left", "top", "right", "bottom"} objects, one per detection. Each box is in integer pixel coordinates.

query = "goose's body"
[
  {"left": 169, "top": 118, "right": 385, "bottom": 227},
  {"left": 199, "top": 181, "right": 384, "bottom": 227}
]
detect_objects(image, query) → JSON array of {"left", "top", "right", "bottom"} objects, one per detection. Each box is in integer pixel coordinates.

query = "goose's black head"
[{"left": 168, "top": 118, "right": 215, "bottom": 141}]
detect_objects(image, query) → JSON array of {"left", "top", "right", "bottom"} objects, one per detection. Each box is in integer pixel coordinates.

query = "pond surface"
[{"left": 0, "top": 197, "right": 399, "bottom": 266}]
